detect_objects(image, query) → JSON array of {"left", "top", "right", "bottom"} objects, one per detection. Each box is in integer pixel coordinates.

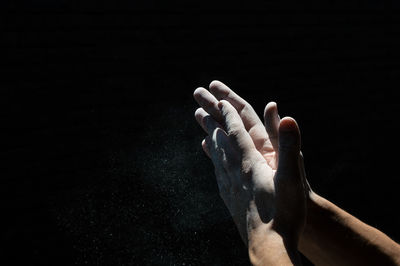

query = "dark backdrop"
[{"left": 3, "top": 1, "right": 400, "bottom": 265}]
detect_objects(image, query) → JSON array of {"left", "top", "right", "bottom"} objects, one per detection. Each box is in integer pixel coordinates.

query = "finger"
[
  {"left": 218, "top": 100, "right": 256, "bottom": 154},
  {"left": 204, "top": 114, "right": 223, "bottom": 138},
  {"left": 298, "top": 152, "right": 312, "bottom": 193},
  {"left": 206, "top": 130, "right": 231, "bottom": 193},
  {"left": 277, "top": 117, "right": 301, "bottom": 179},
  {"left": 193, "top": 87, "right": 224, "bottom": 124},
  {"left": 208, "top": 128, "right": 228, "bottom": 169},
  {"left": 264, "top": 102, "right": 280, "bottom": 152},
  {"left": 209, "top": 80, "right": 264, "bottom": 132},
  {"left": 214, "top": 128, "right": 240, "bottom": 173},
  {"left": 202, "top": 138, "right": 211, "bottom": 158},
  {"left": 194, "top": 108, "right": 223, "bottom": 134},
  {"left": 205, "top": 134, "right": 218, "bottom": 164}
]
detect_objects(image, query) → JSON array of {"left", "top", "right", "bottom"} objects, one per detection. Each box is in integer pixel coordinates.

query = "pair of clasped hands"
[{"left": 193, "top": 81, "right": 400, "bottom": 265}]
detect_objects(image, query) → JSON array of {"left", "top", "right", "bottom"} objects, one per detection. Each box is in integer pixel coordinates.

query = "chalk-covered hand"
[{"left": 194, "top": 82, "right": 306, "bottom": 264}]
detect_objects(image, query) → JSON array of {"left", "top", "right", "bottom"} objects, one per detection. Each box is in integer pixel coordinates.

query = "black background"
[{"left": 2, "top": 1, "right": 400, "bottom": 265}]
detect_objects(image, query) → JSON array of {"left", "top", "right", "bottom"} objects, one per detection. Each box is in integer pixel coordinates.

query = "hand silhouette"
[{"left": 194, "top": 81, "right": 307, "bottom": 251}]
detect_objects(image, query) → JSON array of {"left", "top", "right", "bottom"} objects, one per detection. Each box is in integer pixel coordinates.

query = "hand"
[
  {"left": 193, "top": 81, "right": 307, "bottom": 251},
  {"left": 194, "top": 81, "right": 312, "bottom": 198},
  {"left": 194, "top": 81, "right": 400, "bottom": 266}
]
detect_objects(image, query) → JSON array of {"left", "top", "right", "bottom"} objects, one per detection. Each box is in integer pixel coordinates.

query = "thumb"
[{"left": 277, "top": 117, "right": 301, "bottom": 177}]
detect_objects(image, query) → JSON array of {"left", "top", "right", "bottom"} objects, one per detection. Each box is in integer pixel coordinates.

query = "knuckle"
[
  {"left": 241, "top": 102, "right": 251, "bottom": 113},
  {"left": 227, "top": 126, "right": 244, "bottom": 138},
  {"left": 236, "top": 101, "right": 247, "bottom": 114},
  {"left": 204, "top": 99, "right": 216, "bottom": 110}
]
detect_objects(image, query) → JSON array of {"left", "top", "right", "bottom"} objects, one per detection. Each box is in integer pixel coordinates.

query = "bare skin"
[
  {"left": 193, "top": 80, "right": 400, "bottom": 266},
  {"left": 194, "top": 82, "right": 306, "bottom": 265}
]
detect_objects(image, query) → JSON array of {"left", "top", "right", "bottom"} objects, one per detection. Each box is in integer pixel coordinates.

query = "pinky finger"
[{"left": 202, "top": 137, "right": 211, "bottom": 158}]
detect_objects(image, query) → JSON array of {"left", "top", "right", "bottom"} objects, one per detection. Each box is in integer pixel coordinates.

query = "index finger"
[
  {"left": 209, "top": 80, "right": 264, "bottom": 132},
  {"left": 218, "top": 100, "right": 256, "bottom": 155}
]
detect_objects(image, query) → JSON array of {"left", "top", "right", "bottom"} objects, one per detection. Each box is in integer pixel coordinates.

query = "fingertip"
[
  {"left": 194, "top": 107, "right": 202, "bottom": 117},
  {"left": 209, "top": 80, "right": 222, "bottom": 89},
  {"left": 264, "top": 101, "right": 278, "bottom": 117},
  {"left": 278, "top": 117, "right": 301, "bottom": 150},
  {"left": 279, "top": 117, "right": 299, "bottom": 133},
  {"left": 194, "top": 107, "right": 207, "bottom": 117},
  {"left": 278, "top": 117, "right": 301, "bottom": 164},
  {"left": 209, "top": 80, "right": 230, "bottom": 96},
  {"left": 194, "top": 107, "right": 205, "bottom": 123},
  {"left": 269, "top": 101, "right": 277, "bottom": 111},
  {"left": 193, "top": 87, "right": 206, "bottom": 99}
]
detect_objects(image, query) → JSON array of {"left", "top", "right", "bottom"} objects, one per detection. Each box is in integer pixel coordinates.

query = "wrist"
[
  {"left": 248, "top": 225, "right": 301, "bottom": 265},
  {"left": 298, "top": 191, "right": 329, "bottom": 254}
]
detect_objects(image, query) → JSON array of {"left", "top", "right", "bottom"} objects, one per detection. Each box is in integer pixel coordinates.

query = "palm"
[{"left": 247, "top": 126, "right": 278, "bottom": 170}]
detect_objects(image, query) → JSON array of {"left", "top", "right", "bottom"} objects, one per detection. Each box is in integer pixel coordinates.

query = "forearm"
[
  {"left": 299, "top": 193, "right": 400, "bottom": 265},
  {"left": 248, "top": 226, "right": 302, "bottom": 265}
]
